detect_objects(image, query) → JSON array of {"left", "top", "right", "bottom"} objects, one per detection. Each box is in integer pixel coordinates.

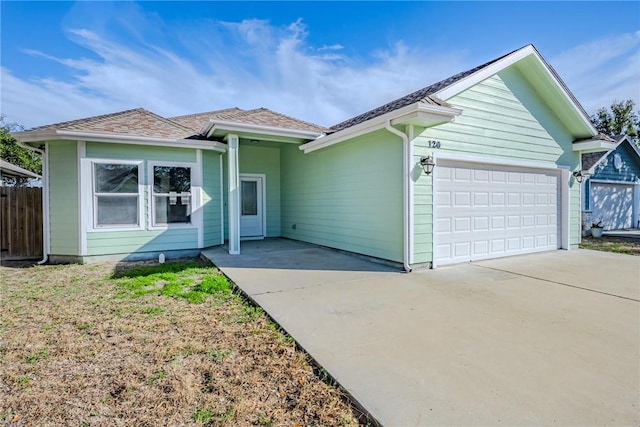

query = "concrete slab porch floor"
[{"left": 202, "top": 240, "right": 640, "bottom": 426}]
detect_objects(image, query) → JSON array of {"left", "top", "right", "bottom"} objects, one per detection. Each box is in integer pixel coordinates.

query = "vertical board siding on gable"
[
  {"left": 48, "top": 141, "right": 80, "bottom": 255},
  {"left": 281, "top": 130, "right": 403, "bottom": 262},
  {"left": 84, "top": 142, "right": 200, "bottom": 256},
  {"left": 413, "top": 70, "right": 581, "bottom": 263},
  {"left": 590, "top": 143, "right": 640, "bottom": 183},
  {"left": 202, "top": 151, "right": 222, "bottom": 247}
]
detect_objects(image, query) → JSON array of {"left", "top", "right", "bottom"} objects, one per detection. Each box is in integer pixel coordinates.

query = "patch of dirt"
[
  {"left": 0, "top": 261, "right": 364, "bottom": 426},
  {"left": 579, "top": 235, "right": 640, "bottom": 256}
]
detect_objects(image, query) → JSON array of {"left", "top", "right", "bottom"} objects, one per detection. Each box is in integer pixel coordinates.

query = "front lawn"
[
  {"left": 579, "top": 235, "right": 640, "bottom": 256},
  {"left": 0, "top": 259, "right": 361, "bottom": 426}
]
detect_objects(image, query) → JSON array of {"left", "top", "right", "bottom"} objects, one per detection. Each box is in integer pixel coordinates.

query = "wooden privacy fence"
[{"left": 1, "top": 187, "right": 43, "bottom": 260}]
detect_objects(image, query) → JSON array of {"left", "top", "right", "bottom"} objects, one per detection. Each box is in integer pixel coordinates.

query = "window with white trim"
[
  {"left": 152, "top": 165, "right": 192, "bottom": 225},
  {"left": 93, "top": 163, "right": 141, "bottom": 227}
]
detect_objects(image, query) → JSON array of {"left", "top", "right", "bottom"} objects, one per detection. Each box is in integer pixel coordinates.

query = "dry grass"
[
  {"left": 579, "top": 235, "right": 640, "bottom": 256},
  {"left": 0, "top": 259, "right": 363, "bottom": 426}
]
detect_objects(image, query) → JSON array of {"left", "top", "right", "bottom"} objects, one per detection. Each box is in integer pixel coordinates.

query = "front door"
[{"left": 239, "top": 175, "right": 264, "bottom": 238}]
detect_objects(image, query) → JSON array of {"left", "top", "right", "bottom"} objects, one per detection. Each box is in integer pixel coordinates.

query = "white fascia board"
[
  {"left": 206, "top": 120, "right": 322, "bottom": 140},
  {"left": 435, "top": 45, "right": 597, "bottom": 136},
  {"left": 572, "top": 139, "right": 618, "bottom": 152},
  {"left": 300, "top": 102, "right": 461, "bottom": 154},
  {"left": 13, "top": 130, "right": 227, "bottom": 152},
  {"left": 391, "top": 106, "right": 462, "bottom": 127}
]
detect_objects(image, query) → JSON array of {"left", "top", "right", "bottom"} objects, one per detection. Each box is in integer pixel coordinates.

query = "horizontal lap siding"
[
  {"left": 84, "top": 142, "right": 201, "bottom": 256},
  {"left": 413, "top": 69, "right": 581, "bottom": 263},
  {"left": 48, "top": 141, "right": 80, "bottom": 255},
  {"left": 281, "top": 130, "right": 403, "bottom": 262},
  {"left": 239, "top": 144, "right": 281, "bottom": 237},
  {"left": 203, "top": 151, "right": 222, "bottom": 247},
  {"left": 86, "top": 143, "right": 197, "bottom": 163},
  {"left": 86, "top": 229, "right": 198, "bottom": 255}
]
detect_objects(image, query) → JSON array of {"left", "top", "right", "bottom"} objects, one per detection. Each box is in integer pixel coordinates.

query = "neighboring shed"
[
  {"left": 582, "top": 135, "right": 640, "bottom": 230},
  {"left": 0, "top": 159, "right": 41, "bottom": 186}
]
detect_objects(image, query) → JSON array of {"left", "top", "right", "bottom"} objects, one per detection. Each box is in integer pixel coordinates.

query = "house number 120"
[{"left": 427, "top": 140, "right": 441, "bottom": 149}]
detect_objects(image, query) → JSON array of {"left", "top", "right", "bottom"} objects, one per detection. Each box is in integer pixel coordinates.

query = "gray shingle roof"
[
  {"left": 329, "top": 47, "right": 522, "bottom": 132},
  {"left": 171, "top": 108, "right": 328, "bottom": 134},
  {"left": 582, "top": 152, "right": 608, "bottom": 171},
  {"left": 169, "top": 108, "right": 244, "bottom": 133},
  {"left": 30, "top": 108, "right": 195, "bottom": 139}
]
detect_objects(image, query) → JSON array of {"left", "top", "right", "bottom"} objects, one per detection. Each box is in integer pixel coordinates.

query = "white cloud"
[
  {"left": 1, "top": 15, "right": 467, "bottom": 128},
  {"left": 2, "top": 11, "right": 638, "bottom": 130},
  {"left": 550, "top": 31, "right": 640, "bottom": 115}
]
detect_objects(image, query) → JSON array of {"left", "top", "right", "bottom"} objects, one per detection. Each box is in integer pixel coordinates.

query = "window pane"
[
  {"left": 154, "top": 166, "right": 191, "bottom": 193},
  {"left": 154, "top": 196, "right": 191, "bottom": 224},
  {"left": 241, "top": 181, "right": 257, "bottom": 215},
  {"left": 95, "top": 164, "right": 138, "bottom": 193},
  {"left": 96, "top": 196, "right": 138, "bottom": 226}
]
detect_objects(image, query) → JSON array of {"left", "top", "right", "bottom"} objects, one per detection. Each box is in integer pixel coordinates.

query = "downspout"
[
  {"left": 17, "top": 141, "right": 48, "bottom": 264},
  {"left": 384, "top": 120, "right": 412, "bottom": 273}
]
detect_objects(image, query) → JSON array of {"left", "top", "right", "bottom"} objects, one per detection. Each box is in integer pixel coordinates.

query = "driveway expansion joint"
[{"left": 473, "top": 264, "right": 640, "bottom": 303}]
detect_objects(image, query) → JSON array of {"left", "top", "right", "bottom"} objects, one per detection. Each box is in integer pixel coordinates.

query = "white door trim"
[{"left": 239, "top": 173, "right": 267, "bottom": 239}]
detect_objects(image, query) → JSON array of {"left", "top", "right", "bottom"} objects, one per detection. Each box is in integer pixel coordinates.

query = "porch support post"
[{"left": 227, "top": 134, "right": 240, "bottom": 254}]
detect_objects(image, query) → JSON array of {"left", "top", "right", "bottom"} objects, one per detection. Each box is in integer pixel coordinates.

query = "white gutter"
[
  {"left": 384, "top": 120, "right": 412, "bottom": 273},
  {"left": 13, "top": 130, "right": 227, "bottom": 152},
  {"left": 202, "top": 120, "right": 322, "bottom": 141},
  {"left": 572, "top": 139, "right": 617, "bottom": 152},
  {"left": 301, "top": 102, "right": 461, "bottom": 154},
  {"left": 16, "top": 141, "right": 48, "bottom": 264}
]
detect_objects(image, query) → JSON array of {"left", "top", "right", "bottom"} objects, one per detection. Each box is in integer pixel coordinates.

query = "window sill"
[
  {"left": 88, "top": 225, "right": 145, "bottom": 233},
  {"left": 147, "top": 224, "right": 197, "bottom": 231}
]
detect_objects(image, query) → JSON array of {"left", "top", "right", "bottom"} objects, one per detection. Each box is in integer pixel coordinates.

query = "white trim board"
[
  {"left": 433, "top": 152, "right": 570, "bottom": 172},
  {"left": 238, "top": 173, "right": 267, "bottom": 240}
]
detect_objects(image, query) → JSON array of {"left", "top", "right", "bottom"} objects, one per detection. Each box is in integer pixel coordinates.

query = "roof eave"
[
  {"left": 12, "top": 130, "right": 227, "bottom": 152},
  {"left": 572, "top": 139, "right": 618, "bottom": 153},
  {"left": 204, "top": 119, "right": 323, "bottom": 141},
  {"left": 435, "top": 44, "right": 597, "bottom": 139},
  {"left": 300, "top": 102, "right": 462, "bottom": 154}
]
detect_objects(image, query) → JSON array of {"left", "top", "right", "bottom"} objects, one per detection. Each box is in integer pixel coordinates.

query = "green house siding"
[
  {"left": 86, "top": 143, "right": 197, "bottom": 163},
  {"left": 222, "top": 143, "right": 282, "bottom": 239},
  {"left": 86, "top": 229, "right": 198, "bottom": 255},
  {"left": 83, "top": 142, "right": 204, "bottom": 257},
  {"left": 413, "top": 70, "right": 581, "bottom": 263},
  {"left": 48, "top": 141, "right": 80, "bottom": 255},
  {"left": 239, "top": 144, "right": 281, "bottom": 237},
  {"left": 281, "top": 130, "right": 404, "bottom": 262},
  {"left": 202, "top": 151, "right": 222, "bottom": 247}
]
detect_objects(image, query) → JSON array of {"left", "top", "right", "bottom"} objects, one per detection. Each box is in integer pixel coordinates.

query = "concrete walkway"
[
  {"left": 604, "top": 229, "right": 640, "bottom": 239},
  {"left": 202, "top": 240, "right": 640, "bottom": 426}
]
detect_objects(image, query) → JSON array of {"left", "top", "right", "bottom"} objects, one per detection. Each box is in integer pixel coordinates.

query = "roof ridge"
[
  {"left": 138, "top": 109, "right": 195, "bottom": 133},
  {"left": 241, "top": 107, "right": 328, "bottom": 132},
  {"left": 30, "top": 107, "right": 148, "bottom": 131},
  {"left": 329, "top": 45, "right": 528, "bottom": 132},
  {"left": 169, "top": 107, "right": 244, "bottom": 120}
]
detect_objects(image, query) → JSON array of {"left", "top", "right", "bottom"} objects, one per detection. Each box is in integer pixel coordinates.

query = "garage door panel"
[
  {"left": 590, "top": 183, "right": 633, "bottom": 230},
  {"left": 435, "top": 161, "right": 561, "bottom": 265}
]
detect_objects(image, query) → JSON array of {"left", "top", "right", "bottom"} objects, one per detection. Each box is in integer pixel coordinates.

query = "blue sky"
[{"left": 1, "top": 1, "right": 639, "bottom": 129}]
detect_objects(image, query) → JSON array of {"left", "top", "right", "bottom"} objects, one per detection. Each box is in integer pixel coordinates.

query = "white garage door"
[
  {"left": 435, "top": 161, "right": 561, "bottom": 266},
  {"left": 590, "top": 183, "right": 633, "bottom": 230}
]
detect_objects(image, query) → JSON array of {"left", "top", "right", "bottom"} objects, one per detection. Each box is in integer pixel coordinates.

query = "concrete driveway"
[{"left": 203, "top": 241, "right": 640, "bottom": 426}]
